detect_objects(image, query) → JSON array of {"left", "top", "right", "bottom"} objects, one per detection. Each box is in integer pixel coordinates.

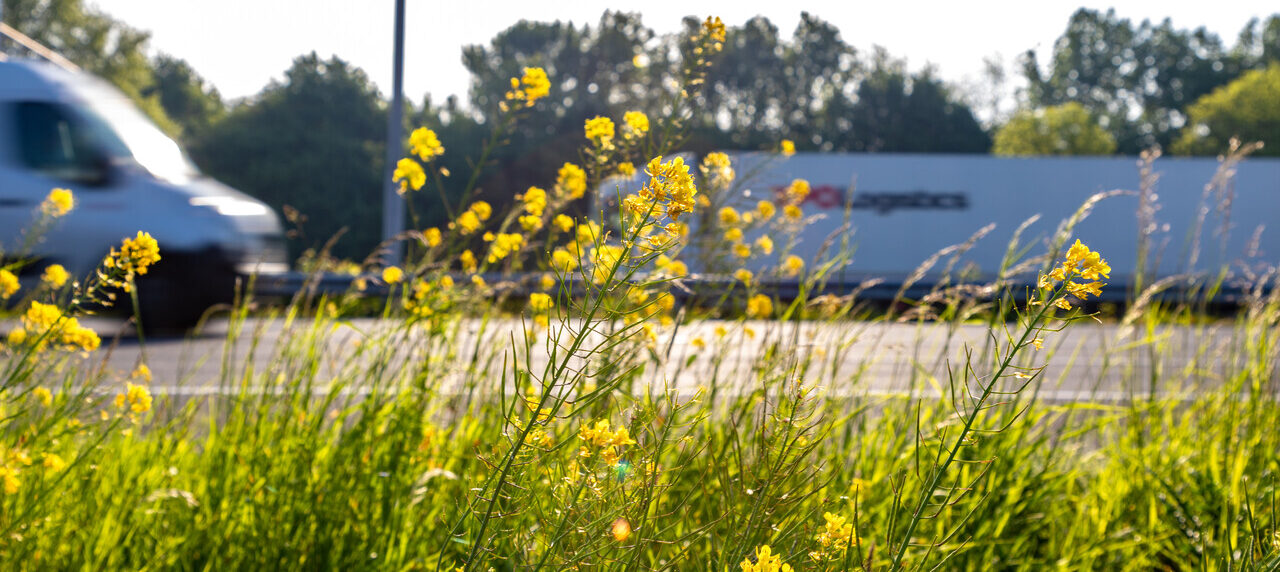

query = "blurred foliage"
[
  {"left": 993, "top": 102, "right": 1117, "bottom": 156},
  {"left": 188, "top": 54, "right": 386, "bottom": 261},
  {"left": 1172, "top": 64, "right": 1280, "bottom": 157},
  {"left": 1022, "top": 8, "right": 1280, "bottom": 154}
]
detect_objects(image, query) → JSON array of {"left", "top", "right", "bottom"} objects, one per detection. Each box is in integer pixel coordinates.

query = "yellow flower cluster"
[
  {"left": 734, "top": 268, "right": 753, "bottom": 285},
  {"left": 43, "top": 188, "right": 75, "bottom": 217},
  {"left": 107, "top": 231, "right": 162, "bottom": 277},
  {"left": 584, "top": 116, "right": 615, "bottom": 143},
  {"left": 623, "top": 156, "right": 698, "bottom": 225},
  {"left": 655, "top": 255, "right": 688, "bottom": 278},
  {"left": 408, "top": 126, "right": 444, "bottom": 162},
  {"left": 756, "top": 200, "right": 776, "bottom": 220},
  {"left": 701, "top": 152, "right": 735, "bottom": 186},
  {"left": 746, "top": 294, "right": 773, "bottom": 318},
  {"left": 403, "top": 275, "right": 455, "bottom": 318},
  {"left": 578, "top": 418, "right": 637, "bottom": 467},
  {"left": 381, "top": 266, "right": 404, "bottom": 284},
  {"left": 783, "top": 255, "right": 804, "bottom": 277},
  {"left": 1038, "top": 240, "right": 1111, "bottom": 310},
  {"left": 41, "top": 264, "right": 68, "bottom": 288},
  {"left": 486, "top": 232, "right": 524, "bottom": 263},
  {"left": 780, "top": 139, "right": 796, "bottom": 157},
  {"left": 114, "top": 382, "right": 152, "bottom": 413},
  {"left": 10, "top": 301, "right": 100, "bottom": 352},
  {"left": 809, "top": 512, "right": 856, "bottom": 561},
  {"left": 393, "top": 158, "right": 426, "bottom": 194},
  {"left": 0, "top": 269, "right": 17, "bottom": 299},
  {"left": 528, "top": 292, "right": 553, "bottom": 313},
  {"left": 623, "top": 111, "right": 649, "bottom": 136},
  {"left": 740, "top": 545, "right": 793, "bottom": 572},
  {"left": 423, "top": 227, "right": 442, "bottom": 247},
  {"left": 556, "top": 163, "right": 587, "bottom": 199},
  {"left": 505, "top": 67, "right": 551, "bottom": 108},
  {"left": 589, "top": 244, "right": 625, "bottom": 285},
  {"left": 453, "top": 201, "right": 492, "bottom": 235},
  {"left": 520, "top": 186, "right": 548, "bottom": 217}
]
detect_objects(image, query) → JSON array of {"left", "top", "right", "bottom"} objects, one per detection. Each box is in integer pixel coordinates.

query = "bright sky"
[{"left": 88, "top": 0, "right": 1274, "bottom": 107}]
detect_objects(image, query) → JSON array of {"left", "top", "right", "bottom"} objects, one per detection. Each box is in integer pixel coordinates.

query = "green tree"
[
  {"left": 1022, "top": 8, "right": 1279, "bottom": 153},
  {"left": 188, "top": 54, "right": 386, "bottom": 260},
  {"left": 1172, "top": 64, "right": 1280, "bottom": 157},
  {"left": 143, "top": 54, "right": 225, "bottom": 141},
  {"left": 993, "top": 102, "right": 1116, "bottom": 156},
  {"left": 839, "top": 52, "right": 990, "bottom": 153}
]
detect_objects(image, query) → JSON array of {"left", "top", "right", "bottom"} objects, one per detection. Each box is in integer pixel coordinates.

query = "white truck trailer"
[{"left": 661, "top": 152, "right": 1280, "bottom": 300}]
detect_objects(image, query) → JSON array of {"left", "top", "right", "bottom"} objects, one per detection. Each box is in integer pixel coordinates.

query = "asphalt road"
[{"left": 21, "top": 315, "right": 1255, "bottom": 403}]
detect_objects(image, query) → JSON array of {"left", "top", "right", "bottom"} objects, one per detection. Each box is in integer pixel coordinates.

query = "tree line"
[{"left": 4, "top": 2, "right": 1279, "bottom": 259}]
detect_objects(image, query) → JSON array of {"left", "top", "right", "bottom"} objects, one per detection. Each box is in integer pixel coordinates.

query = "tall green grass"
[{"left": 1, "top": 15, "right": 1278, "bottom": 571}]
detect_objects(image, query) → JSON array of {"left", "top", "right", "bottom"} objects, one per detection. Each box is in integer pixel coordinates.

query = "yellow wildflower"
[
  {"left": 33, "top": 387, "right": 52, "bottom": 407},
  {"left": 754, "top": 235, "right": 774, "bottom": 255},
  {"left": 393, "top": 158, "right": 426, "bottom": 194},
  {"left": 617, "top": 162, "right": 636, "bottom": 177},
  {"left": 42, "top": 453, "right": 67, "bottom": 473},
  {"left": 724, "top": 227, "right": 744, "bottom": 242},
  {"left": 0, "top": 467, "right": 19, "bottom": 495},
  {"left": 519, "top": 215, "right": 543, "bottom": 232},
  {"left": 584, "top": 116, "right": 615, "bottom": 143},
  {"left": 506, "top": 67, "right": 551, "bottom": 106},
  {"left": 783, "top": 204, "right": 803, "bottom": 220},
  {"left": 43, "top": 188, "right": 74, "bottom": 217},
  {"left": 623, "top": 111, "right": 649, "bottom": 135},
  {"left": 780, "top": 139, "right": 796, "bottom": 157},
  {"left": 423, "top": 227, "right": 442, "bottom": 247},
  {"left": 459, "top": 250, "right": 477, "bottom": 273},
  {"left": 734, "top": 268, "right": 753, "bottom": 285},
  {"left": 741, "top": 545, "right": 792, "bottom": 572},
  {"left": 665, "top": 260, "right": 688, "bottom": 277},
  {"left": 486, "top": 233, "right": 525, "bottom": 263},
  {"left": 733, "top": 243, "right": 751, "bottom": 258},
  {"left": 702, "top": 16, "right": 726, "bottom": 43},
  {"left": 439, "top": 275, "right": 455, "bottom": 289},
  {"left": 0, "top": 269, "right": 17, "bottom": 299},
  {"left": 521, "top": 186, "right": 548, "bottom": 216},
  {"left": 553, "top": 214, "right": 575, "bottom": 232},
  {"left": 691, "top": 336, "right": 706, "bottom": 349},
  {"left": 114, "top": 231, "right": 162, "bottom": 276},
  {"left": 552, "top": 249, "right": 579, "bottom": 272},
  {"left": 811, "top": 512, "right": 856, "bottom": 562},
  {"left": 41, "top": 264, "right": 68, "bottom": 288},
  {"left": 539, "top": 273, "right": 556, "bottom": 291},
  {"left": 470, "top": 201, "right": 492, "bottom": 221},
  {"left": 1032, "top": 337, "right": 1044, "bottom": 350},
  {"left": 408, "top": 127, "right": 444, "bottom": 161},
  {"left": 701, "top": 152, "right": 734, "bottom": 183},
  {"left": 557, "top": 163, "right": 587, "bottom": 199},
  {"left": 746, "top": 294, "right": 773, "bottom": 318},
  {"left": 454, "top": 211, "right": 482, "bottom": 235},
  {"left": 382, "top": 266, "right": 404, "bottom": 284},
  {"left": 132, "top": 363, "right": 152, "bottom": 382},
  {"left": 756, "top": 200, "right": 776, "bottom": 220},
  {"left": 6, "top": 328, "right": 26, "bottom": 345},
  {"left": 529, "top": 292, "right": 553, "bottom": 313},
  {"left": 719, "top": 207, "right": 741, "bottom": 226},
  {"left": 787, "top": 179, "right": 810, "bottom": 201},
  {"left": 121, "top": 382, "right": 152, "bottom": 413},
  {"left": 783, "top": 255, "right": 804, "bottom": 276}
]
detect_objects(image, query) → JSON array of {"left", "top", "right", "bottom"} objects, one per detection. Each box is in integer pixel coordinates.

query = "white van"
[{"left": 0, "top": 58, "right": 287, "bottom": 330}]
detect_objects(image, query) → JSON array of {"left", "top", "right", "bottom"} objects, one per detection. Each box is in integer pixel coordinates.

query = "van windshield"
[{"left": 69, "top": 79, "right": 201, "bottom": 184}]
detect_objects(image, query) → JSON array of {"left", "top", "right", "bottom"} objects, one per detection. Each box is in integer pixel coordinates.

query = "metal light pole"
[{"left": 380, "top": 0, "right": 406, "bottom": 265}]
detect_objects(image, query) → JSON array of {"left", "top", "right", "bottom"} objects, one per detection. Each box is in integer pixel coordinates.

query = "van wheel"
[{"left": 132, "top": 248, "right": 237, "bottom": 335}]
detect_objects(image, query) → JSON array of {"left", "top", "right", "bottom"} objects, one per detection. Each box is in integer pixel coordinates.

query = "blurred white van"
[{"left": 0, "top": 58, "right": 287, "bottom": 330}]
